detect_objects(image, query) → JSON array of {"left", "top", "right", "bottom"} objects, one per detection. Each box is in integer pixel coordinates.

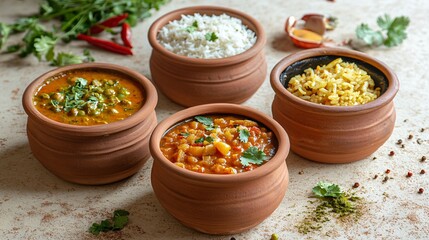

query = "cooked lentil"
[
  {"left": 160, "top": 115, "right": 277, "bottom": 174},
  {"left": 287, "top": 58, "right": 380, "bottom": 106}
]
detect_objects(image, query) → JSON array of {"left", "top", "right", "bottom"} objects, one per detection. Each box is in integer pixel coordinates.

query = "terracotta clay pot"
[
  {"left": 22, "top": 63, "right": 158, "bottom": 185},
  {"left": 148, "top": 6, "right": 267, "bottom": 107},
  {"left": 270, "top": 48, "right": 399, "bottom": 163},
  {"left": 149, "top": 103, "right": 289, "bottom": 234}
]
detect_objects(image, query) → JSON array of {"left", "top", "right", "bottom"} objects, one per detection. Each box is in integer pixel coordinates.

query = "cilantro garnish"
[
  {"left": 185, "top": 20, "right": 198, "bottom": 33},
  {"left": 312, "top": 181, "right": 342, "bottom": 198},
  {"left": 194, "top": 116, "right": 215, "bottom": 131},
  {"left": 296, "top": 182, "right": 362, "bottom": 234},
  {"left": 89, "top": 209, "right": 130, "bottom": 235},
  {"left": 195, "top": 137, "right": 204, "bottom": 143},
  {"left": 180, "top": 132, "right": 190, "bottom": 137},
  {"left": 240, "top": 146, "right": 267, "bottom": 166},
  {"left": 205, "top": 136, "right": 214, "bottom": 143},
  {"left": 356, "top": 14, "right": 410, "bottom": 47},
  {"left": 205, "top": 32, "right": 218, "bottom": 42},
  {"left": 238, "top": 128, "right": 250, "bottom": 143}
]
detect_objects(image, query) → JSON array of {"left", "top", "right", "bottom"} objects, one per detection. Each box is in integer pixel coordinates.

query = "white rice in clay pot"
[{"left": 157, "top": 13, "right": 257, "bottom": 59}]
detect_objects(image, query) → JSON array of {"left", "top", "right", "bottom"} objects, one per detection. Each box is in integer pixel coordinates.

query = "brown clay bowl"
[
  {"left": 270, "top": 48, "right": 399, "bottom": 163},
  {"left": 22, "top": 63, "right": 158, "bottom": 185},
  {"left": 149, "top": 103, "right": 289, "bottom": 234},
  {"left": 148, "top": 6, "right": 267, "bottom": 107}
]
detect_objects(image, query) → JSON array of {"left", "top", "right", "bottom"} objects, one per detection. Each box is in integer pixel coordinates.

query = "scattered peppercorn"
[
  {"left": 401, "top": 144, "right": 405, "bottom": 148},
  {"left": 420, "top": 169, "right": 426, "bottom": 174},
  {"left": 372, "top": 157, "right": 377, "bottom": 160},
  {"left": 385, "top": 169, "right": 391, "bottom": 174},
  {"left": 421, "top": 128, "right": 425, "bottom": 132},
  {"left": 352, "top": 182, "right": 360, "bottom": 188},
  {"left": 418, "top": 188, "right": 424, "bottom": 194},
  {"left": 373, "top": 174, "right": 378, "bottom": 179},
  {"left": 408, "top": 134, "right": 413, "bottom": 140},
  {"left": 389, "top": 151, "right": 395, "bottom": 156},
  {"left": 403, "top": 119, "right": 408, "bottom": 123},
  {"left": 298, "top": 170, "right": 304, "bottom": 175},
  {"left": 406, "top": 171, "right": 413, "bottom": 178},
  {"left": 396, "top": 139, "right": 402, "bottom": 144},
  {"left": 382, "top": 176, "right": 389, "bottom": 183},
  {"left": 417, "top": 138, "right": 423, "bottom": 145},
  {"left": 421, "top": 156, "right": 427, "bottom": 162}
]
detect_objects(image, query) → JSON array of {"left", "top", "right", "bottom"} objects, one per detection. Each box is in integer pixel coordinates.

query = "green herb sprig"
[
  {"left": 0, "top": 0, "right": 169, "bottom": 65},
  {"left": 238, "top": 128, "right": 250, "bottom": 143},
  {"left": 205, "top": 32, "right": 218, "bottom": 42},
  {"left": 194, "top": 116, "right": 215, "bottom": 131},
  {"left": 356, "top": 14, "right": 410, "bottom": 47},
  {"left": 89, "top": 209, "right": 130, "bottom": 235},
  {"left": 296, "top": 182, "right": 362, "bottom": 234},
  {"left": 240, "top": 146, "right": 267, "bottom": 166}
]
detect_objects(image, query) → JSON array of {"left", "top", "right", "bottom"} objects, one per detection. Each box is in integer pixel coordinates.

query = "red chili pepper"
[
  {"left": 89, "top": 13, "right": 129, "bottom": 35},
  {"left": 121, "top": 23, "right": 133, "bottom": 48},
  {"left": 77, "top": 34, "right": 133, "bottom": 55}
]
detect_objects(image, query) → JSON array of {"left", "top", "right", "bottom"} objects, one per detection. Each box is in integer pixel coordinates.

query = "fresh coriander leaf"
[
  {"left": 240, "top": 146, "right": 267, "bottom": 166},
  {"left": 312, "top": 181, "right": 342, "bottom": 198},
  {"left": 185, "top": 20, "right": 198, "bottom": 33},
  {"left": 195, "top": 137, "right": 204, "bottom": 143},
  {"left": 376, "top": 14, "right": 393, "bottom": 30},
  {"left": 356, "top": 24, "right": 384, "bottom": 46},
  {"left": 89, "top": 209, "right": 129, "bottom": 235},
  {"left": 205, "top": 136, "right": 214, "bottom": 143},
  {"left": 384, "top": 16, "right": 410, "bottom": 47},
  {"left": 0, "top": 23, "right": 12, "bottom": 50},
  {"left": 51, "top": 52, "right": 83, "bottom": 66},
  {"left": 10, "top": 17, "right": 38, "bottom": 32},
  {"left": 205, "top": 125, "right": 215, "bottom": 131},
  {"left": 356, "top": 14, "right": 409, "bottom": 48},
  {"left": 113, "top": 209, "right": 130, "bottom": 217},
  {"left": 34, "top": 35, "right": 57, "bottom": 61},
  {"left": 6, "top": 44, "right": 21, "bottom": 53},
  {"left": 194, "top": 116, "right": 213, "bottom": 126},
  {"left": 205, "top": 32, "right": 218, "bottom": 42},
  {"left": 112, "top": 215, "right": 129, "bottom": 230},
  {"left": 83, "top": 49, "right": 95, "bottom": 62},
  {"left": 180, "top": 132, "right": 189, "bottom": 137},
  {"left": 238, "top": 128, "right": 250, "bottom": 143}
]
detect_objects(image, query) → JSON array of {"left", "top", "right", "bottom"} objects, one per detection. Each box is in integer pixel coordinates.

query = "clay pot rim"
[
  {"left": 148, "top": 5, "right": 266, "bottom": 66},
  {"left": 149, "top": 103, "right": 290, "bottom": 182},
  {"left": 270, "top": 48, "right": 400, "bottom": 113},
  {"left": 22, "top": 62, "right": 158, "bottom": 136}
]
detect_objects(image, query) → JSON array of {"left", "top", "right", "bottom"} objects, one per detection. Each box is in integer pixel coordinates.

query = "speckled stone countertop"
[{"left": 0, "top": 0, "right": 428, "bottom": 239}]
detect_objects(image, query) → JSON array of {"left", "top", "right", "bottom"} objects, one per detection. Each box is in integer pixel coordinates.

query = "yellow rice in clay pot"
[{"left": 287, "top": 58, "right": 381, "bottom": 106}]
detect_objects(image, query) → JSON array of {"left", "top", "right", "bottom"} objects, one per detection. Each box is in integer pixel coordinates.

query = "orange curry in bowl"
[
  {"left": 33, "top": 69, "right": 144, "bottom": 125},
  {"left": 160, "top": 115, "right": 277, "bottom": 174}
]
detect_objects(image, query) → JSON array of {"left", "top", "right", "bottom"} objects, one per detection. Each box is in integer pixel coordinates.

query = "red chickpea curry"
[
  {"left": 33, "top": 69, "right": 144, "bottom": 125},
  {"left": 160, "top": 115, "right": 277, "bottom": 174}
]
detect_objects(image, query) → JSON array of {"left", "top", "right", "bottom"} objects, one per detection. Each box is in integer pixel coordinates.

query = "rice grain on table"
[
  {"left": 287, "top": 58, "right": 381, "bottom": 106},
  {"left": 157, "top": 13, "right": 257, "bottom": 59}
]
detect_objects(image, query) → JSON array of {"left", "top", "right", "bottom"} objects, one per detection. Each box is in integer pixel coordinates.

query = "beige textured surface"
[{"left": 0, "top": 0, "right": 428, "bottom": 239}]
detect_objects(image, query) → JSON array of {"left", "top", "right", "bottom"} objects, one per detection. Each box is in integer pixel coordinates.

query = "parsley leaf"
[
  {"left": 185, "top": 20, "right": 198, "bottom": 33},
  {"left": 240, "top": 146, "right": 267, "bottom": 166},
  {"left": 238, "top": 128, "right": 250, "bottom": 143},
  {"left": 312, "top": 181, "right": 342, "bottom": 198},
  {"left": 89, "top": 209, "right": 130, "bottom": 235},
  {"left": 356, "top": 14, "right": 410, "bottom": 47},
  {"left": 205, "top": 32, "right": 218, "bottom": 42},
  {"left": 195, "top": 137, "right": 204, "bottom": 143}
]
